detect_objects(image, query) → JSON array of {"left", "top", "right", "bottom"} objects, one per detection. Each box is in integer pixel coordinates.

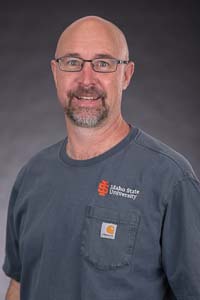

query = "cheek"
[
  {"left": 57, "top": 75, "right": 68, "bottom": 92},
  {"left": 56, "top": 75, "right": 74, "bottom": 104},
  {"left": 56, "top": 83, "right": 66, "bottom": 107},
  {"left": 106, "top": 76, "right": 124, "bottom": 98}
]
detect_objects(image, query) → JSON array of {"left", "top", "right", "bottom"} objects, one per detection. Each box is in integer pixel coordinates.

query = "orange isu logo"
[{"left": 98, "top": 180, "right": 109, "bottom": 196}]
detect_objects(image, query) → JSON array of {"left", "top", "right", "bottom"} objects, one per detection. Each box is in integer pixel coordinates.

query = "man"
[{"left": 3, "top": 15, "right": 200, "bottom": 300}]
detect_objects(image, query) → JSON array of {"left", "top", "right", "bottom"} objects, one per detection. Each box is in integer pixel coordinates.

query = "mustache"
[{"left": 68, "top": 85, "right": 107, "bottom": 99}]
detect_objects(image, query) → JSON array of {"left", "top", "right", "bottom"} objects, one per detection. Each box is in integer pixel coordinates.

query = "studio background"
[{"left": 0, "top": 1, "right": 199, "bottom": 297}]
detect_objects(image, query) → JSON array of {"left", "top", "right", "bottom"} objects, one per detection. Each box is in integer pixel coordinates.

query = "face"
[{"left": 51, "top": 20, "right": 134, "bottom": 128}]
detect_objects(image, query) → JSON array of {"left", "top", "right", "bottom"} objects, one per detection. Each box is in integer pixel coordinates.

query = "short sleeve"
[
  {"left": 161, "top": 176, "right": 200, "bottom": 299},
  {"left": 2, "top": 166, "right": 26, "bottom": 282}
]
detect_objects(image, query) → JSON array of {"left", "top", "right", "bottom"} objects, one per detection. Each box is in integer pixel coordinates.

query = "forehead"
[{"left": 56, "top": 20, "right": 125, "bottom": 59}]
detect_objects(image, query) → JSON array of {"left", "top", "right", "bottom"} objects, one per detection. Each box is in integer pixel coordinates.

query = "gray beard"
[{"left": 65, "top": 102, "right": 109, "bottom": 128}]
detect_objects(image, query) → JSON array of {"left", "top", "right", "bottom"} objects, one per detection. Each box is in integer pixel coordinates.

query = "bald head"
[{"left": 55, "top": 16, "right": 129, "bottom": 60}]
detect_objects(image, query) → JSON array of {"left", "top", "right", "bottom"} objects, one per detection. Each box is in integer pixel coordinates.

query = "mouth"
[
  {"left": 75, "top": 95, "right": 101, "bottom": 101},
  {"left": 68, "top": 86, "right": 106, "bottom": 107},
  {"left": 71, "top": 95, "right": 103, "bottom": 108}
]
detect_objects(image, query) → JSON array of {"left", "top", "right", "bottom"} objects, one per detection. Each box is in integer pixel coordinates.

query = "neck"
[{"left": 65, "top": 116, "right": 131, "bottom": 160}]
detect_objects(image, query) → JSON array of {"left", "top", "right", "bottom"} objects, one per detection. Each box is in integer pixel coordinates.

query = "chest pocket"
[{"left": 80, "top": 205, "right": 140, "bottom": 270}]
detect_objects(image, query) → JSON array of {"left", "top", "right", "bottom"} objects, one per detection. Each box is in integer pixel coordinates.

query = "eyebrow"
[
  {"left": 57, "top": 53, "right": 116, "bottom": 60},
  {"left": 94, "top": 54, "right": 116, "bottom": 59},
  {"left": 56, "top": 53, "right": 80, "bottom": 59}
]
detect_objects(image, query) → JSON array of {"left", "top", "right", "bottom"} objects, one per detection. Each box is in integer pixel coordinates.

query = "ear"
[
  {"left": 51, "top": 59, "right": 58, "bottom": 87},
  {"left": 122, "top": 61, "right": 135, "bottom": 90}
]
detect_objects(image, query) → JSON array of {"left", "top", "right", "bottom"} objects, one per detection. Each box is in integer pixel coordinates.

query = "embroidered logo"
[
  {"left": 100, "top": 222, "right": 117, "bottom": 239},
  {"left": 97, "top": 179, "right": 140, "bottom": 200}
]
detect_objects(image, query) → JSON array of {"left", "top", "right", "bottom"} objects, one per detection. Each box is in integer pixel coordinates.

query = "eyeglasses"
[{"left": 55, "top": 56, "right": 129, "bottom": 73}]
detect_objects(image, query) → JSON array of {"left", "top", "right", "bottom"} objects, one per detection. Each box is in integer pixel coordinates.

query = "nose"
[{"left": 77, "top": 61, "right": 96, "bottom": 85}]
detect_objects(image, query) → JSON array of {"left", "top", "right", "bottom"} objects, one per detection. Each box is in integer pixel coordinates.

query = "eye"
[
  {"left": 97, "top": 60, "right": 110, "bottom": 67},
  {"left": 66, "top": 59, "right": 81, "bottom": 66}
]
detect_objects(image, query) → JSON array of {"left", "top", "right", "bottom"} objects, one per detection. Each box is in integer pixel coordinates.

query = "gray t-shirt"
[{"left": 3, "top": 126, "right": 200, "bottom": 300}]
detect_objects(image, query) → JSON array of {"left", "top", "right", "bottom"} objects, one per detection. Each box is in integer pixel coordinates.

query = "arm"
[
  {"left": 3, "top": 168, "right": 26, "bottom": 300},
  {"left": 5, "top": 279, "right": 20, "bottom": 300},
  {"left": 162, "top": 177, "right": 200, "bottom": 299}
]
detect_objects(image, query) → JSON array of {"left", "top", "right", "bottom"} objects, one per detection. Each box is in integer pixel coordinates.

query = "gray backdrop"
[{"left": 0, "top": 1, "right": 199, "bottom": 297}]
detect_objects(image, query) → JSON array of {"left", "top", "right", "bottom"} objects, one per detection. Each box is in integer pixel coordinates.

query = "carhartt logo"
[
  {"left": 100, "top": 222, "right": 117, "bottom": 239},
  {"left": 106, "top": 225, "right": 115, "bottom": 235},
  {"left": 98, "top": 180, "right": 109, "bottom": 196}
]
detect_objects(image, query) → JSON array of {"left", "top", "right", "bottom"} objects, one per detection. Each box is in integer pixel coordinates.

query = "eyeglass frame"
[{"left": 54, "top": 55, "right": 130, "bottom": 73}]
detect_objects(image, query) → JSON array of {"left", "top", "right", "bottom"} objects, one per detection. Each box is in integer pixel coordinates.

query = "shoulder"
[
  {"left": 14, "top": 138, "right": 66, "bottom": 186},
  {"left": 133, "top": 128, "right": 198, "bottom": 181},
  {"left": 27, "top": 138, "right": 66, "bottom": 165}
]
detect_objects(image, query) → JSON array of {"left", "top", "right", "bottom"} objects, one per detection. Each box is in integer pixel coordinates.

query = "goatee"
[{"left": 64, "top": 85, "right": 109, "bottom": 128}]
